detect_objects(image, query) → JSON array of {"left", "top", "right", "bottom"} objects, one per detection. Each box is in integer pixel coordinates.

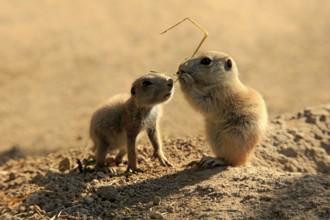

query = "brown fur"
[
  {"left": 177, "top": 51, "right": 268, "bottom": 167},
  {"left": 90, "top": 73, "right": 174, "bottom": 171}
]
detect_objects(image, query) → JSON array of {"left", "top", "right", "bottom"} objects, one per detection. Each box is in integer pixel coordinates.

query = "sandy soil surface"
[
  {"left": 1, "top": 0, "right": 330, "bottom": 153},
  {"left": 1, "top": 1, "right": 330, "bottom": 219},
  {"left": 0, "top": 105, "right": 329, "bottom": 219}
]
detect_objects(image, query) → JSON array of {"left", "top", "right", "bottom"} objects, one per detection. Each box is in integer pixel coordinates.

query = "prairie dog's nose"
[
  {"left": 177, "top": 60, "right": 189, "bottom": 75},
  {"left": 177, "top": 68, "right": 187, "bottom": 76},
  {"left": 167, "top": 78, "right": 174, "bottom": 88}
]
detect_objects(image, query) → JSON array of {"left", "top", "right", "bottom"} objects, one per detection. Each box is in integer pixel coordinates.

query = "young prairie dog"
[
  {"left": 177, "top": 51, "right": 268, "bottom": 168},
  {"left": 90, "top": 72, "right": 174, "bottom": 172}
]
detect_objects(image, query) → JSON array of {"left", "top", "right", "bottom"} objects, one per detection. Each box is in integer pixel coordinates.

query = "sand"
[
  {"left": 0, "top": 0, "right": 330, "bottom": 153},
  {"left": 0, "top": 105, "right": 329, "bottom": 219}
]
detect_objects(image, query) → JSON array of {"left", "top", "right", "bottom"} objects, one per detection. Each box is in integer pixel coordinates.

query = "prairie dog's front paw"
[
  {"left": 153, "top": 151, "right": 173, "bottom": 167},
  {"left": 179, "top": 73, "right": 195, "bottom": 85}
]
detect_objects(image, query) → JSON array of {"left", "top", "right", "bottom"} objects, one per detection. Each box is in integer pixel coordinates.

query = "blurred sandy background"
[{"left": 0, "top": 0, "right": 329, "bottom": 153}]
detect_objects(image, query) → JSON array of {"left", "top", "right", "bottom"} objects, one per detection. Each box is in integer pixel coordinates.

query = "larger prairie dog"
[
  {"left": 90, "top": 72, "right": 174, "bottom": 172},
  {"left": 177, "top": 51, "right": 268, "bottom": 167}
]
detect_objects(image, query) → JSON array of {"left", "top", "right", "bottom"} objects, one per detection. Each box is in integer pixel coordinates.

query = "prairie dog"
[
  {"left": 177, "top": 51, "right": 268, "bottom": 167},
  {"left": 90, "top": 73, "right": 174, "bottom": 172}
]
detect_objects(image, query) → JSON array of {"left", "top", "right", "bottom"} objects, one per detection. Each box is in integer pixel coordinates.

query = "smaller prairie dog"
[
  {"left": 177, "top": 51, "right": 268, "bottom": 167},
  {"left": 90, "top": 73, "right": 174, "bottom": 172}
]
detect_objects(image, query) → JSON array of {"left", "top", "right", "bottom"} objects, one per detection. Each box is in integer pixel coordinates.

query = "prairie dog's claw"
[
  {"left": 153, "top": 151, "right": 173, "bottom": 167},
  {"left": 197, "top": 156, "right": 227, "bottom": 169},
  {"left": 126, "top": 167, "right": 144, "bottom": 174},
  {"left": 158, "top": 156, "right": 173, "bottom": 167},
  {"left": 186, "top": 160, "right": 199, "bottom": 167}
]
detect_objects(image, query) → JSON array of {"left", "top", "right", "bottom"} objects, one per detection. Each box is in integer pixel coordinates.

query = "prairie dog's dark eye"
[
  {"left": 142, "top": 80, "right": 152, "bottom": 87},
  {"left": 224, "top": 58, "right": 232, "bottom": 71},
  {"left": 200, "top": 57, "right": 212, "bottom": 65}
]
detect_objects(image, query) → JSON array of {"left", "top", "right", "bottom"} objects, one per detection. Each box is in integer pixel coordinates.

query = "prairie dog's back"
[{"left": 90, "top": 94, "right": 129, "bottom": 138}]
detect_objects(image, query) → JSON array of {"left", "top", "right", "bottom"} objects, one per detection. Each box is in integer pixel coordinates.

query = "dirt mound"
[
  {"left": 254, "top": 105, "right": 330, "bottom": 174},
  {"left": 0, "top": 105, "right": 330, "bottom": 219}
]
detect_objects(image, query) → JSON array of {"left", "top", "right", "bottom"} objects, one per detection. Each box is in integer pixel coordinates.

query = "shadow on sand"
[{"left": 27, "top": 164, "right": 227, "bottom": 218}]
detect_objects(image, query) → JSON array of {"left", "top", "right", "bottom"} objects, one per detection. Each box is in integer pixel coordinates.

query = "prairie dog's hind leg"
[
  {"left": 94, "top": 137, "right": 109, "bottom": 167},
  {"left": 115, "top": 147, "right": 127, "bottom": 165}
]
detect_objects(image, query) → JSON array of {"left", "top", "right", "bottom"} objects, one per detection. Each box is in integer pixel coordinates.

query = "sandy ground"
[
  {"left": 1, "top": 0, "right": 330, "bottom": 153},
  {"left": 0, "top": 1, "right": 330, "bottom": 219},
  {"left": 0, "top": 105, "right": 329, "bottom": 219}
]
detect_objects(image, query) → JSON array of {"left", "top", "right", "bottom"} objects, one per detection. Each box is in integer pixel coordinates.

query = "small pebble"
[
  {"left": 58, "top": 157, "right": 71, "bottom": 172},
  {"left": 91, "top": 179, "right": 99, "bottom": 185},
  {"left": 150, "top": 211, "right": 165, "bottom": 219},
  {"left": 79, "top": 208, "right": 90, "bottom": 215},
  {"left": 18, "top": 205, "right": 26, "bottom": 212},
  {"left": 167, "top": 206, "right": 174, "bottom": 213},
  {"left": 85, "top": 196, "right": 94, "bottom": 203},
  {"left": 9, "top": 172, "right": 16, "bottom": 181},
  {"left": 128, "top": 189, "right": 135, "bottom": 196},
  {"left": 153, "top": 196, "right": 161, "bottom": 205},
  {"left": 118, "top": 179, "right": 126, "bottom": 185}
]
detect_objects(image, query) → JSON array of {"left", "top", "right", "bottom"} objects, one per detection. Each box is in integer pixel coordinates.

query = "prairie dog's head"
[
  {"left": 130, "top": 73, "right": 174, "bottom": 107},
  {"left": 177, "top": 51, "right": 239, "bottom": 87}
]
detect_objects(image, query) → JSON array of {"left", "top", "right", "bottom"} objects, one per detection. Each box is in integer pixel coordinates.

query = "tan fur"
[
  {"left": 90, "top": 73, "right": 174, "bottom": 171},
  {"left": 177, "top": 51, "right": 268, "bottom": 166}
]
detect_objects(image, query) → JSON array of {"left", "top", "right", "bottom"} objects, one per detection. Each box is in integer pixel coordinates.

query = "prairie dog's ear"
[
  {"left": 131, "top": 86, "right": 136, "bottom": 96},
  {"left": 224, "top": 58, "right": 232, "bottom": 71}
]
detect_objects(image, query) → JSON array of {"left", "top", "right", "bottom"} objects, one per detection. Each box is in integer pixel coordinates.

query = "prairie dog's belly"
[
  {"left": 205, "top": 120, "right": 225, "bottom": 155},
  {"left": 107, "top": 131, "right": 127, "bottom": 151},
  {"left": 106, "top": 129, "right": 145, "bottom": 152}
]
